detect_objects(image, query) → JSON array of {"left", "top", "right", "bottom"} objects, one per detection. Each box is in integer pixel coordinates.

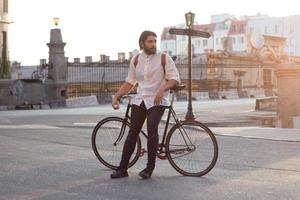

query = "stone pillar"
[
  {"left": 45, "top": 28, "right": 68, "bottom": 104},
  {"left": 275, "top": 61, "right": 300, "bottom": 128}
]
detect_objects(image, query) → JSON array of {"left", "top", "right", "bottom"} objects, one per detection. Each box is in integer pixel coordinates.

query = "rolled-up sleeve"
[
  {"left": 125, "top": 56, "right": 137, "bottom": 86},
  {"left": 165, "top": 54, "right": 181, "bottom": 83}
]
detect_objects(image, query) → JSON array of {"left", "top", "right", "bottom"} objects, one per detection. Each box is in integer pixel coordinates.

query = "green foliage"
[{"left": 0, "top": 59, "right": 11, "bottom": 79}]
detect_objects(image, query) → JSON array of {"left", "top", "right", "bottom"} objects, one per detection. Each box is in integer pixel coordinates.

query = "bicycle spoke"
[
  {"left": 166, "top": 121, "right": 218, "bottom": 176},
  {"left": 92, "top": 117, "right": 141, "bottom": 169}
]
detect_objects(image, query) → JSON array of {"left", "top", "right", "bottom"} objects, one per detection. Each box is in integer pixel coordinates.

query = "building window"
[
  {"left": 203, "top": 39, "right": 208, "bottom": 47},
  {"left": 232, "top": 37, "right": 236, "bottom": 44},
  {"left": 250, "top": 27, "right": 254, "bottom": 33},
  {"left": 290, "top": 24, "right": 294, "bottom": 33},
  {"left": 275, "top": 25, "right": 278, "bottom": 33},
  {"left": 196, "top": 40, "right": 201, "bottom": 47},
  {"left": 164, "top": 43, "right": 168, "bottom": 49},
  {"left": 3, "top": 0, "right": 8, "bottom": 13},
  {"left": 232, "top": 25, "right": 236, "bottom": 32},
  {"left": 290, "top": 38, "right": 294, "bottom": 46},
  {"left": 239, "top": 36, "right": 244, "bottom": 44},
  {"left": 216, "top": 38, "right": 219, "bottom": 45},
  {"left": 241, "top": 26, "right": 245, "bottom": 33},
  {"left": 263, "top": 69, "right": 272, "bottom": 88},
  {"left": 264, "top": 26, "right": 268, "bottom": 34},
  {"left": 221, "top": 37, "right": 226, "bottom": 45}
]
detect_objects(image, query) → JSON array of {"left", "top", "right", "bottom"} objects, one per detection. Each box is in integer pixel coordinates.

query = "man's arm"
[
  {"left": 159, "top": 79, "right": 179, "bottom": 92},
  {"left": 154, "top": 80, "right": 178, "bottom": 105},
  {"left": 154, "top": 54, "right": 181, "bottom": 105},
  {"left": 112, "top": 55, "right": 138, "bottom": 109},
  {"left": 112, "top": 82, "right": 135, "bottom": 109},
  {"left": 114, "top": 82, "right": 135, "bottom": 101}
]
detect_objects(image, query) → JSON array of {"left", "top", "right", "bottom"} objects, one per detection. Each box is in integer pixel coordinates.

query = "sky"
[{"left": 8, "top": 0, "right": 300, "bottom": 65}]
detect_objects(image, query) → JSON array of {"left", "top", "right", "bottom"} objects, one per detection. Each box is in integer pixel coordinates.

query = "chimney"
[
  {"left": 105, "top": 55, "right": 110, "bottom": 63},
  {"left": 74, "top": 57, "right": 80, "bottom": 63},
  {"left": 85, "top": 56, "right": 92, "bottom": 63},
  {"left": 118, "top": 52, "right": 125, "bottom": 63},
  {"left": 100, "top": 54, "right": 106, "bottom": 63},
  {"left": 128, "top": 52, "right": 133, "bottom": 60},
  {"left": 40, "top": 59, "right": 47, "bottom": 65}
]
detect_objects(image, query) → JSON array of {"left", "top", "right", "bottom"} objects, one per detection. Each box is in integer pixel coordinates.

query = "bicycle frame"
[{"left": 117, "top": 91, "right": 184, "bottom": 153}]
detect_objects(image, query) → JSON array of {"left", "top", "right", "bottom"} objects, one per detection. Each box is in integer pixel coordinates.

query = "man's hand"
[
  {"left": 154, "top": 88, "right": 164, "bottom": 106},
  {"left": 154, "top": 80, "right": 179, "bottom": 106},
  {"left": 111, "top": 82, "right": 135, "bottom": 110},
  {"left": 112, "top": 96, "right": 120, "bottom": 110}
]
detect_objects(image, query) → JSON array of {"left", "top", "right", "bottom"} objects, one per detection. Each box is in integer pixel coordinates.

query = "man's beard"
[{"left": 143, "top": 46, "right": 156, "bottom": 55}]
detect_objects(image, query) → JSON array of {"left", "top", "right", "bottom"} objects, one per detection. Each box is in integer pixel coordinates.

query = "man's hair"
[{"left": 139, "top": 30, "right": 157, "bottom": 50}]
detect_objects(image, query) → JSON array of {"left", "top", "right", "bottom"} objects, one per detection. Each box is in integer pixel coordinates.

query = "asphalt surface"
[{"left": 0, "top": 99, "right": 299, "bottom": 200}]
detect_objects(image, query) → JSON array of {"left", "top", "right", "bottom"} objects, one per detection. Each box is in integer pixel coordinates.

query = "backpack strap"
[
  {"left": 134, "top": 54, "right": 140, "bottom": 68},
  {"left": 161, "top": 53, "right": 166, "bottom": 75}
]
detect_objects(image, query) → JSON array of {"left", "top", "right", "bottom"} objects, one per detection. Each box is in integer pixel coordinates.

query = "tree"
[{"left": 0, "top": 59, "right": 11, "bottom": 79}]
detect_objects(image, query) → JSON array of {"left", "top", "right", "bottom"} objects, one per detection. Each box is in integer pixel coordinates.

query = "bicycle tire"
[
  {"left": 91, "top": 117, "right": 141, "bottom": 170},
  {"left": 166, "top": 120, "right": 218, "bottom": 177}
]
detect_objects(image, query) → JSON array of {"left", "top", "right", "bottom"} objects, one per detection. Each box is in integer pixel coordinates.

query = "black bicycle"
[{"left": 91, "top": 85, "right": 218, "bottom": 177}]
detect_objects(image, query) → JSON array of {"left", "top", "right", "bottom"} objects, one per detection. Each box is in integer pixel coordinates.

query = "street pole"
[
  {"left": 185, "top": 30, "right": 195, "bottom": 121},
  {"left": 168, "top": 11, "right": 210, "bottom": 121}
]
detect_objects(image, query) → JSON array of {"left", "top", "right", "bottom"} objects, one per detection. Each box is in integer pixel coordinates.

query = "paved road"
[
  {"left": 1, "top": 124, "right": 299, "bottom": 200},
  {"left": 0, "top": 99, "right": 299, "bottom": 200}
]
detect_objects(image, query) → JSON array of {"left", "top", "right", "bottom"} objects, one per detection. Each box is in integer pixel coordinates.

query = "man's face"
[{"left": 142, "top": 35, "right": 157, "bottom": 55}]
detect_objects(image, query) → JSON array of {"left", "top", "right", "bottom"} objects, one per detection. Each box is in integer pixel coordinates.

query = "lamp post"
[
  {"left": 53, "top": 17, "right": 60, "bottom": 27},
  {"left": 185, "top": 11, "right": 196, "bottom": 121},
  {"left": 185, "top": 11, "right": 195, "bottom": 29},
  {"left": 169, "top": 12, "right": 211, "bottom": 121}
]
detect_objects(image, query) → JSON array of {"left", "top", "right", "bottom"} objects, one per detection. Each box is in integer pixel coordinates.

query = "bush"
[{"left": 0, "top": 59, "right": 11, "bottom": 79}]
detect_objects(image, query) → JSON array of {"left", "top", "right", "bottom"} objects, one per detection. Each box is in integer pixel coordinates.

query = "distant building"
[
  {"left": 160, "top": 13, "right": 300, "bottom": 57},
  {"left": 242, "top": 13, "right": 300, "bottom": 56}
]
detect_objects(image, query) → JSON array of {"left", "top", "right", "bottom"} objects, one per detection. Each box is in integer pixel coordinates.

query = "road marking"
[
  {"left": 73, "top": 123, "right": 97, "bottom": 127},
  {"left": 0, "top": 124, "right": 63, "bottom": 129}
]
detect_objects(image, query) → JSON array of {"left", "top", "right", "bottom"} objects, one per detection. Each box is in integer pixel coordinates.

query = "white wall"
[
  {"left": 192, "top": 37, "right": 213, "bottom": 54},
  {"left": 160, "top": 39, "right": 176, "bottom": 56},
  {"left": 246, "top": 14, "right": 300, "bottom": 56},
  {"left": 231, "top": 34, "right": 247, "bottom": 51}
]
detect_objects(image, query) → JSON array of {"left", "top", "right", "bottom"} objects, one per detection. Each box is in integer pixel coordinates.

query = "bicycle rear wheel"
[
  {"left": 166, "top": 120, "right": 218, "bottom": 177},
  {"left": 91, "top": 117, "right": 141, "bottom": 170}
]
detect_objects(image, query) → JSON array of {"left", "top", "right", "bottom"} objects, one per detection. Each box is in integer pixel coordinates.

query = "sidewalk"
[
  {"left": 160, "top": 111, "right": 299, "bottom": 142},
  {"left": 1, "top": 99, "right": 299, "bottom": 142},
  {"left": 162, "top": 110, "right": 276, "bottom": 127},
  {"left": 211, "top": 126, "right": 300, "bottom": 142}
]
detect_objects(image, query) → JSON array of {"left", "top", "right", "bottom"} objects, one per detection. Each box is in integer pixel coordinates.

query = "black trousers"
[{"left": 119, "top": 101, "right": 165, "bottom": 170}]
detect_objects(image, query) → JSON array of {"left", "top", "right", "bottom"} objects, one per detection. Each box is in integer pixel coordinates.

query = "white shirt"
[{"left": 125, "top": 51, "right": 181, "bottom": 109}]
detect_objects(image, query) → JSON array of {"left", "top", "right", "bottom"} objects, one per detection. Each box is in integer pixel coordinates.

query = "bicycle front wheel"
[
  {"left": 166, "top": 120, "right": 218, "bottom": 177},
  {"left": 91, "top": 117, "right": 141, "bottom": 170}
]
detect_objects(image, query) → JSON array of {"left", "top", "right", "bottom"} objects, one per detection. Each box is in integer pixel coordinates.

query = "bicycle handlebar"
[{"left": 119, "top": 84, "right": 186, "bottom": 105}]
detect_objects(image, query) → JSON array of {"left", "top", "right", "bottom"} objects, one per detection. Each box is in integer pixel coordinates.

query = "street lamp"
[
  {"left": 185, "top": 11, "right": 195, "bottom": 121},
  {"left": 185, "top": 11, "right": 195, "bottom": 29},
  {"left": 53, "top": 17, "right": 60, "bottom": 27},
  {"left": 168, "top": 12, "right": 210, "bottom": 121}
]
